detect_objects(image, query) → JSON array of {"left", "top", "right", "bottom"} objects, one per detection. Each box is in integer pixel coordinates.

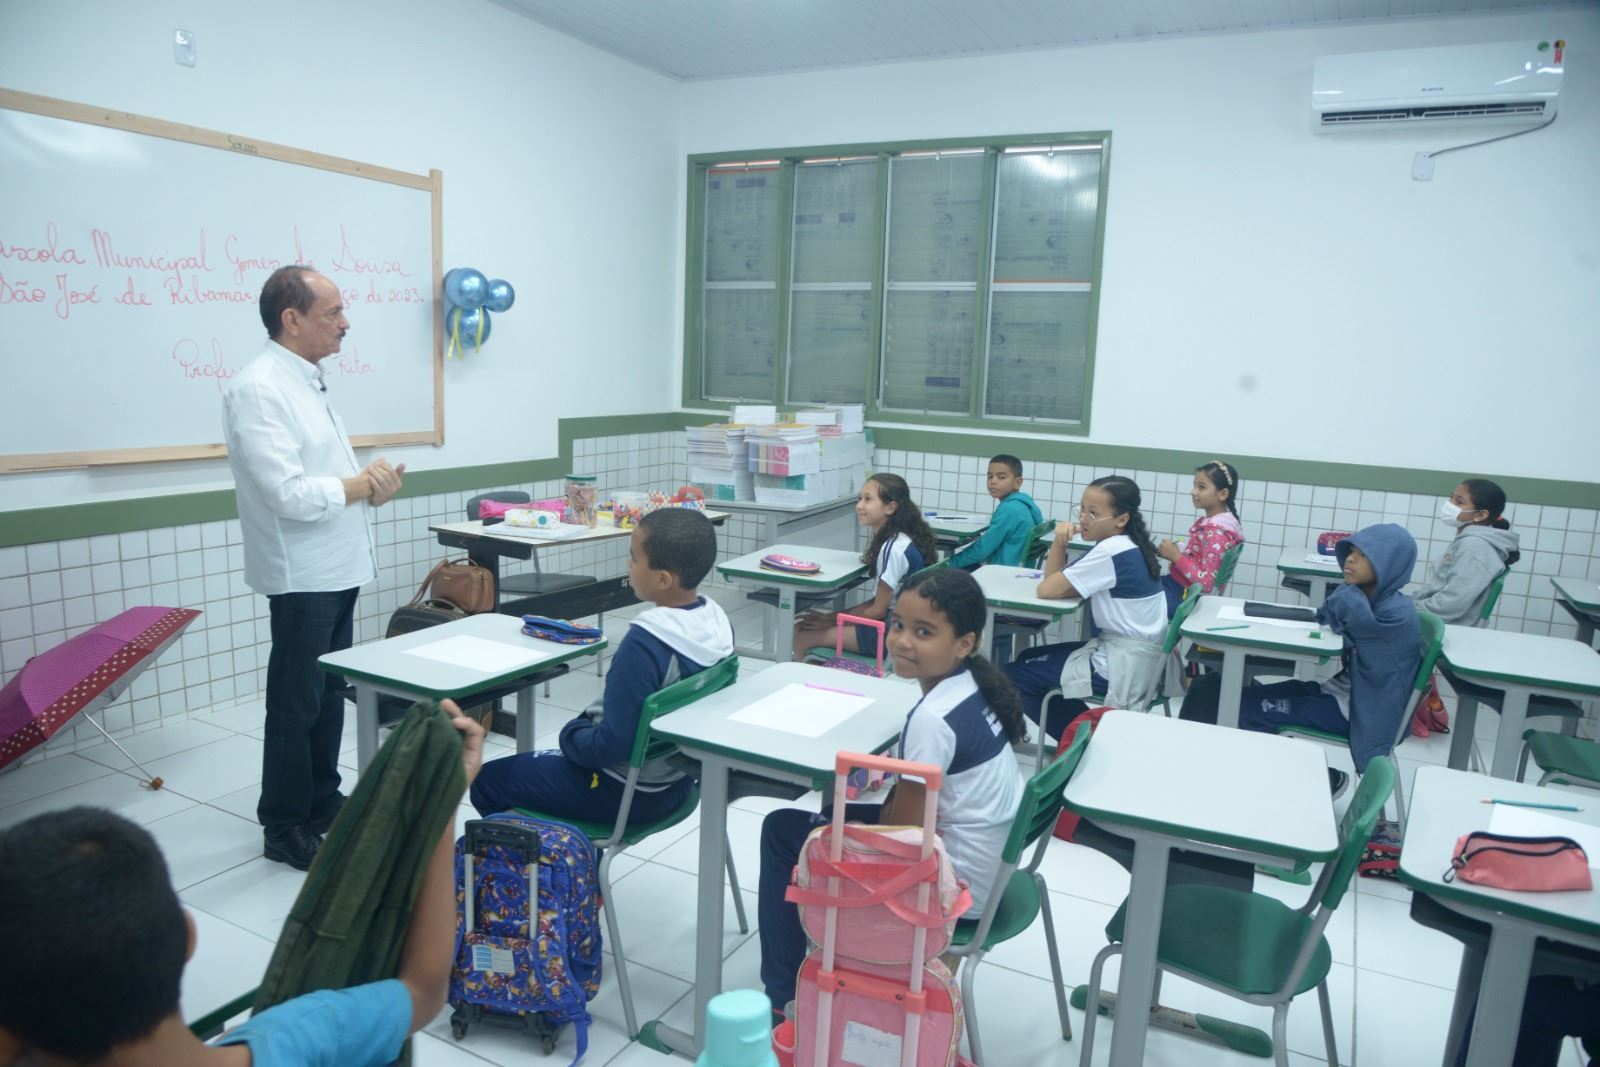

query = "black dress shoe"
[
  {"left": 263, "top": 826, "right": 322, "bottom": 871},
  {"left": 306, "top": 793, "right": 346, "bottom": 836}
]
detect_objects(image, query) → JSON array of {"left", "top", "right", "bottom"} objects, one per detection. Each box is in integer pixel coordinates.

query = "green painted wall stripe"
[{"left": 3, "top": 410, "right": 1595, "bottom": 547}]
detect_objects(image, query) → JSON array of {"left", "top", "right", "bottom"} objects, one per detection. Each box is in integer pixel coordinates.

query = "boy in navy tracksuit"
[
  {"left": 470, "top": 508, "right": 734, "bottom": 824},
  {"left": 948, "top": 454, "right": 1044, "bottom": 569},
  {"left": 1181, "top": 523, "right": 1421, "bottom": 793}
]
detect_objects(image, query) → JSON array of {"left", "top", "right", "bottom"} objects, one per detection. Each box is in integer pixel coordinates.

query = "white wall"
[
  {"left": 679, "top": 11, "right": 1600, "bottom": 483},
  {"left": 0, "top": 0, "right": 684, "bottom": 509}
]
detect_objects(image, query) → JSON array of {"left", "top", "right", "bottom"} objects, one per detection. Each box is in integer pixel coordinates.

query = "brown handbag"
[{"left": 414, "top": 557, "right": 495, "bottom": 615}]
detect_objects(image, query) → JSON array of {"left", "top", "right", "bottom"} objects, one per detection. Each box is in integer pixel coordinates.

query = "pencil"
[
  {"left": 1481, "top": 798, "right": 1581, "bottom": 812},
  {"left": 1206, "top": 624, "right": 1249, "bottom": 632}
]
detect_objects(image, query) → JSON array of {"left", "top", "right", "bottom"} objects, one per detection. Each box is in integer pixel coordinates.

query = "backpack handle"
[{"left": 836, "top": 613, "right": 885, "bottom": 675}]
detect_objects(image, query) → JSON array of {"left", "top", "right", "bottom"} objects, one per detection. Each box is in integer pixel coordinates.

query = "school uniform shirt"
[
  {"left": 898, "top": 668, "right": 1023, "bottom": 913},
  {"left": 212, "top": 978, "right": 409, "bottom": 1066},
  {"left": 1066, "top": 535, "right": 1166, "bottom": 675},
  {"left": 222, "top": 340, "right": 375, "bottom": 595},
  {"left": 875, "top": 531, "right": 926, "bottom": 594},
  {"left": 558, "top": 596, "right": 734, "bottom": 791}
]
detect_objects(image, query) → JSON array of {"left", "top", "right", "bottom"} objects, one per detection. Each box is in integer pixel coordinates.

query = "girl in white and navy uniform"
[
  {"left": 792, "top": 473, "right": 938, "bottom": 662},
  {"left": 760, "top": 566, "right": 1026, "bottom": 1015},
  {"left": 1003, "top": 476, "right": 1168, "bottom": 742}
]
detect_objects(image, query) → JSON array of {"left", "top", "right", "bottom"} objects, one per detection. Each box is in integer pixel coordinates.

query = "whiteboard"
[{"left": 0, "top": 90, "right": 443, "bottom": 472}]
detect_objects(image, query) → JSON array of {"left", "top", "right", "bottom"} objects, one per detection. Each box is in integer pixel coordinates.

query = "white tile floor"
[{"left": 0, "top": 593, "right": 1587, "bottom": 1066}]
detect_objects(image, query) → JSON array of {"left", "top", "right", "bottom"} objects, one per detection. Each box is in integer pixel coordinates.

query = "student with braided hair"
[
  {"left": 1157, "top": 460, "right": 1246, "bottom": 615},
  {"left": 1001, "top": 476, "right": 1168, "bottom": 743}
]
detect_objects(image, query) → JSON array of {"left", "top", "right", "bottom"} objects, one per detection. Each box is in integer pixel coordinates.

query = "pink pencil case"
[{"left": 1444, "top": 832, "right": 1592, "bottom": 892}]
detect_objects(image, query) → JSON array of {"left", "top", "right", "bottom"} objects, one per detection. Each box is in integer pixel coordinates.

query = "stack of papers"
[
  {"left": 489, "top": 521, "right": 588, "bottom": 541},
  {"left": 827, "top": 404, "right": 865, "bottom": 433},
  {"left": 817, "top": 431, "right": 868, "bottom": 471},
  {"left": 731, "top": 404, "right": 777, "bottom": 425},
  {"left": 1303, "top": 553, "right": 1341, "bottom": 567},
  {"left": 687, "top": 423, "right": 754, "bottom": 500},
  {"left": 748, "top": 423, "right": 821, "bottom": 476}
]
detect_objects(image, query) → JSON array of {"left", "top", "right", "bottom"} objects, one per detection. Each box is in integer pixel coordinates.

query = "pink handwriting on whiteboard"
[
  {"left": 329, "top": 224, "right": 414, "bottom": 277},
  {"left": 91, "top": 228, "right": 213, "bottom": 282},
  {"left": 224, "top": 234, "right": 282, "bottom": 286},
  {"left": 0, "top": 222, "right": 87, "bottom": 266},
  {"left": 328, "top": 347, "right": 377, "bottom": 377},
  {"left": 172, "top": 337, "right": 236, "bottom": 393}
]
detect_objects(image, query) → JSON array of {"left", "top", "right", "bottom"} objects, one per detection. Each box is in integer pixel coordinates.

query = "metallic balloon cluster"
[{"left": 441, "top": 267, "right": 515, "bottom": 358}]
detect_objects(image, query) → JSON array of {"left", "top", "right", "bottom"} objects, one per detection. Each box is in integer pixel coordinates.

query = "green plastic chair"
[
  {"left": 1280, "top": 609, "right": 1444, "bottom": 830},
  {"left": 1022, "top": 518, "right": 1059, "bottom": 567},
  {"left": 1077, "top": 756, "right": 1397, "bottom": 1067},
  {"left": 188, "top": 989, "right": 257, "bottom": 1039},
  {"left": 947, "top": 723, "right": 1090, "bottom": 1065},
  {"left": 516, "top": 653, "right": 743, "bottom": 1038},
  {"left": 1213, "top": 542, "right": 1244, "bottom": 595},
  {"left": 1477, "top": 569, "right": 1509, "bottom": 625},
  {"left": 1517, "top": 729, "right": 1600, "bottom": 790}
]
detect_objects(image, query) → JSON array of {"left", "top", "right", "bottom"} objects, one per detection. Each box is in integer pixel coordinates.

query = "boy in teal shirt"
[{"left": 949, "top": 454, "right": 1044, "bottom": 568}]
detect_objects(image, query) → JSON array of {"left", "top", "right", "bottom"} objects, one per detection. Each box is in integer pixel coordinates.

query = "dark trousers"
[
  {"left": 1457, "top": 976, "right": 1600, "bottom": 1067},
  {"left": 1179, "top": 673, "right": 1349, "bottom": 738},
  {"left": 259, "top": 588, "right": 358, "bottom": 832},
  {"left": 1161, "top": 574, "right": 1186, "bottom": 617},
  {"left": 469, "top": 750, "right": 694, "bottom": 827},
  {"left": 1001, "top": 641, "right": 1107, "bottom": 742}
]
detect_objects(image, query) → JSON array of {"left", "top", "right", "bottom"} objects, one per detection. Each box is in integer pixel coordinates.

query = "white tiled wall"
[{"left": 4, "top": 429, "right": 1594, "bottom": 766}]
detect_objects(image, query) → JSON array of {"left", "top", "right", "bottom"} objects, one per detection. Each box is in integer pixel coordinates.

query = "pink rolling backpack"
[{"left": 777, "top": 753, "right": 976, "bottom": 1067}]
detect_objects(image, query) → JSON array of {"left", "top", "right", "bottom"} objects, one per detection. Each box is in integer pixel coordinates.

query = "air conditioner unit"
[{"left": 1311, "top": 40, "right": 1563, "bottom": 131}]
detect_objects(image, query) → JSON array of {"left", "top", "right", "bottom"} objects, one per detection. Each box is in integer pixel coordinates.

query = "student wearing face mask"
[{"left": 1410, "top": 478, "right": 1521, "bottom": 627}]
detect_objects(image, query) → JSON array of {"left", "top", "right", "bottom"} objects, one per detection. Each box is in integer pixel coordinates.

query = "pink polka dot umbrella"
[{"left": 0, "top": 605, "right": 201, "bottom": 788}]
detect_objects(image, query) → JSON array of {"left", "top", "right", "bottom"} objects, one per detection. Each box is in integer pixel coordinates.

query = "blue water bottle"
[{"left": 697, "top": 988, "right": 779, "bottom": 1067}]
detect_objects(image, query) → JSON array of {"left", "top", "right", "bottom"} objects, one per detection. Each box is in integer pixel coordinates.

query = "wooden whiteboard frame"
[{"left": 0, "top": 89, "right": 444, "bottom": 473}]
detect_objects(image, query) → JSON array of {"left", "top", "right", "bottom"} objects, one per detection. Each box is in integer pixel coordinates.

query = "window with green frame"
[{"left": 683, "top": 133, "right": 1110, "bottom": 432}]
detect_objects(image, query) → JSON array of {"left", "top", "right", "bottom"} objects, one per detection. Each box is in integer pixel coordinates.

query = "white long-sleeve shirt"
[{"left": 222, "top": 341, "right": 375, "bottom": 595}]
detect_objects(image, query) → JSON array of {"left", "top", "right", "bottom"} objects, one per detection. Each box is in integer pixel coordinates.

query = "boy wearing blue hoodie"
[
  {"left": 1181, "top": 523, "right": 1422, "bottom": 795},
  {"left": 948, "top": 455, "right": 1044, "bottom": 569},
  {"left": 470, "top": 508, "right": 734, "bottom": 823}
]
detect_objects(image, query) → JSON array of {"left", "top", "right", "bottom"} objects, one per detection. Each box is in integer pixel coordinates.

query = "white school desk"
[
  {"left": 639, "top": 661, "right": 921, "bottom": 1057},
  {"left": 1439, "top": 625, "right": 1600, "bottom": 780},
  {"left": 707, "top": 494, "right": 860, "bottom": 553},
  {"left": 1398, "top": 765, "right": 1600, "bottom": 1067},
  {"left": 970, "top": 564, "right": 1085, "bottom": 654},
  {"left": 319, "top": 612, "right": 606, "bottom": 771},
  {"left": 1178, "top": 596, "right": 1344, "bottom": 728},
  {"left": 1275, "top": 547, "right": 1345, "bottom": 608},
  {"left": 925, "top": 512, "right": 989, "bottom": 556},
  {"left": 1063, "top": 712, "right": 1339, "bottom": 1067},
  {"left": 715, "top": 544, "right": 870, "bottom": 662},
  {"left": 1551, "top": 576, "right": 1600, "bottom": 648}
]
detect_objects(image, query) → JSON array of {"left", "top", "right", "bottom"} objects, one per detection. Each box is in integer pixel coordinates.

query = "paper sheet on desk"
[
  {"left": 1488, "top": 806, "right": 1600, "bottom": 870},
  {"left": 728, "top": 682, "right": 873, "bottom": 738},
  {"left": 404, "top": 635, "right": 554, "bottom": 674},
  {"left": 487, "top": 522, "right": 588, "bottom": 540},
  {"left": 1216, "top": 605, "right": 1320, "bottom": 631},
  {"left": 1303, "top": 553, "right": 1342, "bottom": 567}
]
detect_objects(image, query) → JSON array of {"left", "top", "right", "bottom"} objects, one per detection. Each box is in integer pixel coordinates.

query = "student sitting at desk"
[
  {"left": 792, "top": 473, "right": 937, "bottom": 662},
  {"left": 759, "top": 567, "right": 1024, "bottom": 1018},
  {"left": 1001, "top": 476, "right": 1169, "bottom": 743},
  {"left": 470, "top": 508, "right": 733, "bottom": 825},
  {"left": 1156, "top": 460, "right": 1245, "bottom": 616},
  {"left": 1411, "top": 476, "right": 1521, "bottom": 626},
  {"left": 0, "top": 703, "right": 485, "bottom": 1067},
  {"left": 947, "top": 453, "right": 1043, "bottom": 569},
  {"left": 1181, "top": 523, "right": 1421, "bottom": 796}
]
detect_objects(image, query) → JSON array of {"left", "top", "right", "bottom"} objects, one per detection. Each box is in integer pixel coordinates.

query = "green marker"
[{"left": 1206, "top": 624, "right": 1249, "bottom": 632}]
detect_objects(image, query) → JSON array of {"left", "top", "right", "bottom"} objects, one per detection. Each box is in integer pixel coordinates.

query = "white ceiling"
[{"left": 489, "top": 0, "right": 1590, "bottom": 80}]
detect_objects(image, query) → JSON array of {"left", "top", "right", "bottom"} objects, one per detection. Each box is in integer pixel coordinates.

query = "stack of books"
[{"left": 686, "top": 423, "right": 754, "bottom": 500}]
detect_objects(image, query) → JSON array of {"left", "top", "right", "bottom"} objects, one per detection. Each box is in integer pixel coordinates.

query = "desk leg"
[
  {"left": 1489, "top": 689, "right": 1530, "bottom": 780},
  {"left": 1448, "top": 693, "right": 1478, "bottom": 771},
  {"left": 641, "top": 754, "right": 731, "bottom": 1058},
  {"left": 356, "top": 685, "right": 378, "bottom": 774},
  {"left": 515, "top": 684, "right": 535, "bottom": 753},
  {"left": 1107, "top": 840, "right": 1171, "bottom": 1067},
  {"left": 1218, "top": 650, "right": 1245, "bottom": 729},
  {"left": 1463, "top": 924, "right": 1535, "bottom": 1067},
  {"left": 776, "top": 588, "right": 796, "bottom": 664}
]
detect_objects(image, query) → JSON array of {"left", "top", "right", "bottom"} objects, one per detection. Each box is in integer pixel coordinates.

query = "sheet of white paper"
[
  {"left": 1487, "top": 805, "right": 1600, "bottom": 870},
  {"left": 403, "top": 634, "right": 554, "bottom": 674},
  {"left": 727, "top": 682, "right": 874, "bottom": 738},
  {"left": 1303, "top": 553, "right": 1341, "bottom": 567},
  {"left": 486, "top": 522, "right": 588, "bottom": 540},
  {"left": 1216, "top": 604, "right": 1320, "bottom": 631}
]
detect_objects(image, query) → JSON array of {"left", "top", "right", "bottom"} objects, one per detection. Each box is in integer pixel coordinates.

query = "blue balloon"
[
  {"left": 484, "top": 278, "right": 515, "bottom": 313},
  {"left": 445, "top": 304, "right": 492, "bottom": 348},
  {"left": 443, "top": 266, "right": 489, "bottom": 309}
]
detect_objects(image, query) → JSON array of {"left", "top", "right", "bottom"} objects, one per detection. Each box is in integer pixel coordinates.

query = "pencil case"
[
  {"left": 760, "top": 553, "right": 822, "bottom": 575},
  {"left": 521, "top": 615, "right": 604, "bottom": 645},
  {"left": 1443, "top": 831, "right": 1592, "bottom": 892},
  {"left": 1316, "top": 532, "right": 1351, "bottom": 556}
]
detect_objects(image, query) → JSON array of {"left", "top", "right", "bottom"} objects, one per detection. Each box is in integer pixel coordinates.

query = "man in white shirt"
[{"left": 222, "top": 266, "right": 404, "bottom": 870}]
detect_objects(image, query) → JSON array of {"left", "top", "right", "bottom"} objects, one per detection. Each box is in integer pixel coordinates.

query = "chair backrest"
[
  {"left": 465, "top": 491, "right": 531, "bottom": 521},
  {"left": 1001, "top": 724, "right": 1090, "bottom": 866},
  {"left": 1412, "top": 610, "right": 1446, "bottom": 690},
  {"left": 1161, "top": 586, "right": 1204, "bottom": 655},
  {"left": 1213, "top": 542, "right": 1244, "bottom": 594},
  {"left": 1319, "top": 755, "right": 1397, "bottom": 911},
  {"left": 633, "top": 653, "right": 741, "bottom": 769},
  {"left": 1479, "top": 568, "right": 1510, "bottom": 624},
  {"left": 1022, "top": 519, "right": 1058, "bottom": 567}
]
